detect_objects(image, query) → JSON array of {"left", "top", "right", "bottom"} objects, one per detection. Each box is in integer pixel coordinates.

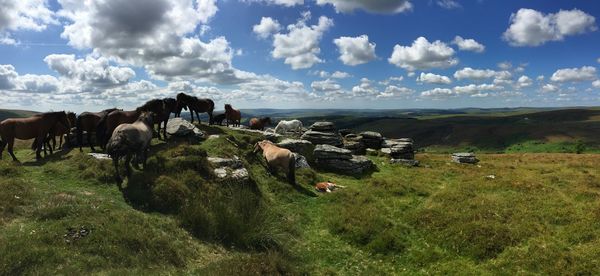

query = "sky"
[{"left": 0, "top": 0, "right": 599, "bottom": 112}]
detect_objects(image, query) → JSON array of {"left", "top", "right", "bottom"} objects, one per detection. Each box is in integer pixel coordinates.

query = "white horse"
[
  {"left": 274, "top": 119, "right": 303, "bottom": 134},
  {"left": 106, "top": 112, "right": 154, "bottom": 188}
]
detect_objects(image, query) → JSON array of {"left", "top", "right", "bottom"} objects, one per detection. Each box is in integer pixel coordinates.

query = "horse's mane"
[{"left": 137, "top": 99, "right": 164, "bottom": 112}]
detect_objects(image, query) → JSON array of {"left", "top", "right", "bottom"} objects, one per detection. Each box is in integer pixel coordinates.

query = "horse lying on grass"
[
  {"left": 249, "top": 117, "right": 272, "bottom": 131},
  {"left": 274, "top": 119, "right": 303, "bottom": 134},
  {"left": 254, "top": 140, "right": 296, "bottom": 185},
  {"left": 106, "top": 112, "right": 154, "bottom": 189},
  {"left": 0, "top": 111, "right": 71, "bottom": 162}
]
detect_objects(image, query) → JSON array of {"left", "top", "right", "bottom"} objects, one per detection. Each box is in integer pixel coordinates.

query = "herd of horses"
[{"left": 0, "top": 92, "right": 300, "bottom": 188}]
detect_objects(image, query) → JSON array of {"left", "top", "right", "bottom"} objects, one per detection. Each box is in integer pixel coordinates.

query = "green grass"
[{"left": 1, "top": 124, "right": 600, "bottom": 274}]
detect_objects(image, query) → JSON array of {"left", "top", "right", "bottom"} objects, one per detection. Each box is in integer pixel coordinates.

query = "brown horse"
[
  {"left": 249, "top": 117, "right": 272, "bottom": 131},
  {"left": 254, "top": 140, "right": 296, "bottom": 185},
  {"left": 224, "top": 104, "right": 241, "bottom": 127},
  {"left": 212, "top": 113, "right": 226, "bottom": 126},
  {"left": 77, "top": 108, "right": 119, "bottom": 152},
  {"left": 32, "top": 112, "right": 76, "bottom": 155},
  {"left": 155, "top": 98, "right": 177, "bottom": 140},
  {"left": 0, "top": 111, "right": 70, "bottom": 162},
  {"left": 106, "top": 112, "right": 154, "bottom": 188},
  {"left": 175, "top": 93, "right": 214, "bottom": 124},
  {"left": 100, "top": 99, "right": 164, "bottom": 146}
]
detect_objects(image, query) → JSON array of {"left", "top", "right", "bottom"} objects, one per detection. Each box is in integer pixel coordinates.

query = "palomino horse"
[
  {"left": 274, "top": 119, "right": 303, "bottom": 134},
  {"left": 224, "top": 104, "right": 241, "bottom": 127},
  {"left": 249, "top": 117, "right": 272, "bottom": 131},
  {"left": 0, "top": 111, "right": 70, "bottom": 162},
  {"left": 254, "top": 140, "right": 296, "bottom": 185},
  {"left": 77, "top": 108, "right": 119, "bottom": 152},
  {"left": 106, "top": 112, "right": 154, "bottom": 188},
  {"left": 175, "top": 93, "right": 214, "bottom": 124}
]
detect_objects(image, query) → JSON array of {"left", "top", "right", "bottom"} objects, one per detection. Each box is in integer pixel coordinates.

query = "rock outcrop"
[
  {"left": 277, "top": 139, "right": 314, "bottom": 157},
  {"left": 309, "top": 121, "right": 336, "bottom": 132},
  {"left": 301, "top": 130, "right": 343, "bottom": 147},
  {"left": 360, "top": 131, "right": 383, "bottom": 149},
  {"left": 451, "top": 153, "right": 479, "bottom": 164},
  {"left": 166, "top": 118, "right": 205, "bottom": 139},
  {"left": 382, "top": 138, "right": 418, "bottom": 167},
  {"left": 294, "top": 154, "right": 310, "bottom": 169},
  {"left": 208, "top": 156, "right": 249, "bottom": 183},
  {"left": 314, "top": 144, "right": 373, "bottom": 174}
]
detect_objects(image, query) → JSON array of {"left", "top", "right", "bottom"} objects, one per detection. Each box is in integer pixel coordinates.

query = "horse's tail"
[
  {"left": 288, "top": 154, "right": 296, "bottom": 185},
  {"left": 106, "top": 131, "right": 127, "bottom": 157},
  {"left": 76, "top": 116, "right": 83, "bottom": 148}
]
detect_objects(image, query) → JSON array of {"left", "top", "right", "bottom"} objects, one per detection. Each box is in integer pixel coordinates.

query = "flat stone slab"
[
  {"left": 277, "top": 139, "right": 314, "bottom": 155},
  {"left": 360, "top": 131, "right": 383, "bottom": 140},
  {"left": 301, "top": 130, "right": 343, "bottom": 147},
  {"left": 316, "top": 155, "right": 373, "bottom": 175},
  {"left": 309, "top": 121, "right": 336, "bottom": 132},
  {"left": 88, "top": 153, "right": 111, "bottom": 160},
  {"left": 314, "top": 144, "right": 352, "bottom": 160},
  {"left": 208, "top": 156, "right": 249, "bottom": 181},
  {"left": 451, "top": 153, "right": 479, "bottom": 164}
]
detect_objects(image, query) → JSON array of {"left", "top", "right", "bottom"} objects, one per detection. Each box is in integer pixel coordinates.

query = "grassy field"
[{"left": 1, "top": 123, "right": 600, "bottom": 274}]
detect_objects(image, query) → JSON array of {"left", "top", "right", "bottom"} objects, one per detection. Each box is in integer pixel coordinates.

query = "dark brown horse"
[
  {"left": 32, "top": 112, "right": 76, "bottom": 155},
  {"left": 155, "top": 98, "right": 177, "bottom": 140},
  {"left": 77, "top": 108, "right": 119, "bottom": 152},
  {"left": 249, "top": 117, "right": 272, "bottom": 130},
  {"left": 100, "top": 99, "right": 165, "bottom": 146},
  {"left": 175, "top": 93, "right": 214, "bottom": 124},
  {"left": 212, "top": 113, "right": 226, "bottom": 125},
  {"left": 224, "top": 104, "right": 241, "bottom": 127},
  {"left": 0, "top": 111, "right": 70, "bottom": 162}
]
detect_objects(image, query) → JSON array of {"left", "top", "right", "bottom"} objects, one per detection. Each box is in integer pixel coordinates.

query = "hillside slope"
[
  {"left": 0, "top": 109, "right": 39, "bottom": 121},
  {"left": 2, "top": 123, "right": 600, "bottom": 274}
]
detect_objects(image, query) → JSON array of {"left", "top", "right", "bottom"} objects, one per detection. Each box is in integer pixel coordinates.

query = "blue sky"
[{"left": 0, "top": 0, "right": 599, "bottom": 112}]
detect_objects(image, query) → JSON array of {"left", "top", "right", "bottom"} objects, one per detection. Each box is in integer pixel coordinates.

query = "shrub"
[{"left": 152, "top": 175, "right": 191, "bottom": 213}]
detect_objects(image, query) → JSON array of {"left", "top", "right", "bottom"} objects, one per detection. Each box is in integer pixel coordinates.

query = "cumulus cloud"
[
  {"left": 0, "top": 64, "right": 59, "bottom": 93},
  {"left": 316, "top": 0, "right": 412, "bottom": 14},
  {"left": 421, "top": 88, "right": 454, "bottom": 99},
  {"left": 541, "top": 83, "right": 560, "bottom": 93},
  {"left": 593, "top": 80, "right": 600, "bottom": 88},
  {"left": 377, "top": 85, "right": 414, "bottom": 98},
  {"left": 57, "top": 0, "right": 244, "bottom": 84},
  {"left": 331, "top": 71, "right": 351, "bottom": 79},
  {"left": 452, "top": 36, "right": 485, "bottom": 53},
  {"left": 503, "top": 8, "right": 597, "bottom": 47},
  {"left": 253, "top": 17, "right": 281, "bottom": 39},
  {"left": 453, "top": 83, "right": 502, "bottom": 96},
  {"left": 351, "top": 78, "right": 380, "bottom": 97},
  {"left": 44, "top": 54, "right": 135, "bottom": 88},
  {"left": 436, "top": 0, "right": 460, "bottom": 9},
  {"left": 516, "top": 75, "right": 533, "bottom": 88},
  {"left": 0, "top": 0, "right": 58, "bottom": 44},
  {"left": 311, "top": 79, "right": 342, "bottom": 92},
  {"left": 333, "top": 35, "right": 376, "bottom": 66},
  {"left": 416, "top": 72, "right": 452, "bottom": 84},
  {"left": 550, "top": 66, "right": 597, "bottom": 82},
  {"left": 272, "top": 12, "right": 333, "bottom": 69},
  {"left": 454, "top": 67, "right": 511, "bottom": 81},
  {"left": 244, "top": 0, "right": 303, "bottom": 7},
  {"left": 388, "top": 37, "right": 458, "bottom": 71}
]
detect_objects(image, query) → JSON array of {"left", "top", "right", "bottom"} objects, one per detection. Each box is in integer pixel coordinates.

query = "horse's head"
[
  {"left": 253, "top": 140, "right": 271, "bottom": 153},
  {"left": 224, "top": 104, "right": 232, "bottom": 111},
  {"left": 138, "top": 112, "right": 154, "bottom": 126},
  {"left": 67, "top": 112, "right": 77, "bottom": 128}
]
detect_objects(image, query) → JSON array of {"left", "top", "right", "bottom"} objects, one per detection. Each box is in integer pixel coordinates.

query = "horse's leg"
[
  {"left": 163, "top": 119, "right": 168, "bottom": 140},
  {"left": 59, "top": 134, "right": 63, "bottom": 150},
  {"left": 35, "top": 135, "right": 44, "bottom": 160},
  {"left": 0, "top": 138, "right": 6, "bottom": 160},
  {"left": 141, "top": 148, "right": 148, "bottom": 170},
  {"left": 189, "top": 110, "right": 194, "bottom": 123},
  {"left": 87, "top": 131, "right": 95, "bottom": 152},
  {"left": 195, "top": 111, "right": 201, "bottom": 124},
  {"left": 124, "top": 153, "right": 133, "bottom": 178},
  {"left": 7, "top": 139, "right": 18, "bottom": 162},
  {"left": 113, "top": 156, "right": 123, "bottom": 188}
]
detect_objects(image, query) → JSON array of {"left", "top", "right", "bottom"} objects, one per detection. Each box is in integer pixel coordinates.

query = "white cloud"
[
  {"left": 388, "top": 37, "right": 458, "bottom": 71},
  {"left": 311, "top": 79, "right": 342, "bottom": 92},
  {"left": 272, "top": 12, "right": 333, "bottom": 69},
  {"left": 0, "top": 0, "right": 58, "bottom": 44},
  {"left": 452, "top": 36, "right": 485, "bottom": 53},
  {"left": 253, "top": 17, "right": 281, "bottom": 39},
  {"left": 436, "top": 0, "right": 460, "bottom": 9},
  {"left": 516, "top": 75, "right": 533, "bottom": 89},
  {"left": 316, "top": 0, "right": 412, "bottom": 14},
  {"left": 333, "top": 35, "right": 376, "bottom": 66},
  {"left": 331, "top": 71, "right": 351, "bottom": 79},
  {"left": 244, "top": 0, "right": 304, "bottom": 7},
  {"left": 0, "top": 64, "right": 59, "bottom": 93},
  {"left": 541, "top": 83, "right": 560, "bottom": 93},
  {"left": 597, "top": 58, "right": 600, "bottom": 64},
  {"left": 44, "top": 54, "right": 135, "bottom": 88},
  {"left": 550, "top": 66, "right": 597, "bottom": 82},
  {"left": 498, "top": 62, "right": 512, "bottom": 70},
  {"left": 454, "top": 67, "right": 511, "bottom": 81},
  {"left": 351, "top": 78, "right": 380, "bottom": 97},
  {"left": 416, "top": 72, "right": 452, "bottom": 84},
  {"left": 537, "top": 75, "right": 545, "bottom": 82},
  {"left": 421, "top": 88, "right": 454, "bottom": 99},
  {"left": 593, "top": 80, "right": 600, "bottom": 88},
  {"left": 453, "top": 83, "right": 502, "bottom": 96},
  {"left": 503, "top": 8, "right": 597, "bottom": 47},
  {"left": 377, "top": 85, "right": 414, "bottom": 98}
]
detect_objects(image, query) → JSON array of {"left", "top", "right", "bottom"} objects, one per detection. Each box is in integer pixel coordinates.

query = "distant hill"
[{"left": 0, "top": 109, "right": 39, "bottom": 121}]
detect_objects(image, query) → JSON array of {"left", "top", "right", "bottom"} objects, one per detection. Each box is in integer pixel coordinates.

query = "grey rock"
[
  {"left": 316, "top": 155, "right": 373, "bottom": 175},
  {"left": 309, "top": 121, "right": 336, "bottom": 132},
  {"left": 360, "top": 131, "right": 383, "bottom": 149},
  {"left": 314, "top": 144, "right": 352, "bottom": 160},
  {"left": 207, "top": 134, "right": 220, "bottom": 140},
  {"left": 87, "top": 153, "right": 111, "bottom": 160},
  {"left": 294, "top": 153, "right": 310, "bottom": 169},
  {"left": 277, "top": 139, "right": 314, "bottom": 156},
  {"left": 451, "top": 152, "right": 479, "bottom": 164},
  {"left": 208, "top": 156, "right": 249, "bottom": 182},
  {"left": 390, "top": 159, "right": 420, "bottom": 167},
  {"left": 360, "top": 131, "right": 383, "bottom": 140},
  {"left": 208, "top": 156, "right": 243, "bottom": 169},
  {"left": 339, "top": 129, "right": 354, "bottom": 136},
  {"left": 301, "top": 130, "right": 343, "bottom": 147},
  {"left": 383, "top": 138, "right": 414, "bottom": 148},
  {"left": 166, "top": 118, "right": 205, "bottom": 139},
  {"left": 343, "top": 140, "right": 365, "bottom": 155}
]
